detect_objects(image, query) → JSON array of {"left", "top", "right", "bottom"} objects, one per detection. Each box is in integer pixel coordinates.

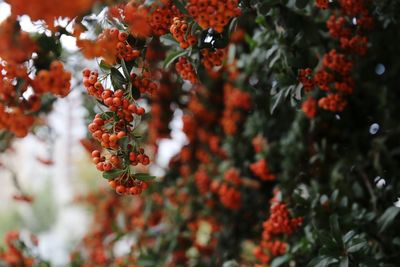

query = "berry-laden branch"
[{"left": 299, "top": 0, "right": 373, "bottom": 118}]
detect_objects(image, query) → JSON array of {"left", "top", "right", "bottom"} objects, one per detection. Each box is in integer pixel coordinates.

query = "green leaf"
[
  {"left": 163, "top": 50, "right": 188, "bottom": 69},
  {"left": 110, "top": 67, "right": 127, "bottom": 90},
  {"left": 99, "top": 60, "right": 111, "bottom": 71},
  {"left": 227, "top": 17, "right": 238, "bottom": 38},
  {"left": 343, "top": 230, "right": 356, "bottom": 244},
  {"left": 117, "top": 136, "right": 129, "bottom": 150},
  {"left": 135, "top": 173, "right": 156, "bottom": 182},
  {"left": 377, "top": 206, "right": 400, "bottom": 232},
  {"left": 296, "top": 0, "right": 309, "bottom": 9},
  {"left": 339, "top": 257, "right": 349, "bottom": 267},
  {"left": 270, "top": 254, "right": 291, "bottom": 267},
  {"left": 120, "top": 59, "right": 131, "bottom": 80},
  {"left": 330, "top": 214, "right": 343, "bottom": 247},
  {"left": 270, "top": 88, "right": 284, "bottom": 114},
  {"left": 130, "top": 83, "right": 141, "bottom": 100},
  {"left": 102, "top": 169, "right": 125, "bottom": 180},
  {"left": 306, "top": 256, "right": 338, "bottom": 267},
  {"left": 245, "top": 34, "right": 257, "bottom": 50},
  {"left": 160, "top": 34, "right": 180, "bottom": 46},
  {"left": 172, "top": 0, "right": 188, "bottom": 14},
  {"left": 346, "top": 238, "right": 367, "bottom": 253},
  {"left": 100, "top": 111, "right": 115, "bottom": 120}
]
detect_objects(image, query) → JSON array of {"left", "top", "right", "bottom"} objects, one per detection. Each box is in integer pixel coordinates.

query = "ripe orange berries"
[
  {"left": 254, "top": 200, "right": 303, "bottom": 265},
  {"left": 301, "top": 0, "right": 371, "bottom": 117},
  {"left": 131, "top": 72, "right": 159, "bottom": 95},
  {"left": 33, "top": 61, "right": 72, "bottom": 97},
  {"left": 187, "top": 0, "right": 241, "bottom": 33},
  {"left": 149, "top": 1, "right": 179, "bottom": 36},
  {"left": 250, "top": 159, "right": 276, "bottom": 181},
  {"left": 78, "top": 28, "right": 140, "bottom": 65},
  {"left": 170, "top": 17, "right": 197, "bottom": 49},
  {"left": 0, "top": 16, "right": 36, "bottom": 64},
  {"left": 6, "top": 0, "right": 95, "bottom": 27},
  {"left": 301, "top": 97, "right": 317, "bottom": 119},
  {"left": 201, "top": 48, "right": 225, "bottom": 71},
  {"left": 83, "top": 67, "right": 153, "bottom": 195},
  {"left": 175, "top": 57, "right": 198, "bottom": 84}
]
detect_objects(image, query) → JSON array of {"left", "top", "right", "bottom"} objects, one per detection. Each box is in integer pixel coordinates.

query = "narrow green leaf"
[
  {"left": 347, "top": 238, "right": 367, "bottom": 253},
  {"left": 135, "top": 173, "right": 156, "bottom": 182},
  {"left": 270, "top": 88, "right": 284, "bottom": 114},
  {"left": 330, "top": 214, "right": 343, "bottom": 247},
  {"left": 172, "top": 0, "right": 188, "bottom": 14},
  {"left": 270, "top": 254, "right": 290, "bottom": 267},
  {"left": 377, "top": 206, "right": 400, "bottom": 232},
  {"left": 102, "top": 169, "right": 125, "bottom": 180},
  {"left": 99, "top": 60, "right": 112, "bottom": 71},
  {"left": 130, "top": 83, "right": 141, "bottom": 100},
  {"left": 160, "top": 34, "right": 180, "bottom": 46},
  {"left": 339, "top": 257, "right": 349, "bottom": 267},
  {"left": 100, "top": 111, "right": 115, "bottom": 120},
  {"left": 306, "top": 256, "right": 338, "bottom": 267},
  {"left": 163, "top": 50, "right": 188, "bottom": 69},
  {"left": 110, "top": 67, "right": 127, "bottom": 90},
  {"left": 343, "top": 230, "right": 356, "bottom": 244},
  {"left": 120, "top": 59, "right": 131, "bottom": 81},
  {"left": 117, "top": 136, "right": 129, "bottom": 150}
]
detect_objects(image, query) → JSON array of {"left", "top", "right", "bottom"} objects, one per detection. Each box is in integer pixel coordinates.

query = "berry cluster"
[
  {"left": 131, "top": 72, "right": 158, "bottom": 95},
  {"left": 83, "top": 68, "right": 153, "bottom": 195},
  {"left": 0, "top": 16, "right": 36, "bottom": 64},
  {"left": 170, "top": 17, "right": 197, "bottom": 49},
  {"left": 0, "top": 16, "right": 71, "bottom": 137},
  {"left": 210, "top": 168, "right": 242, "bottom": 210},
  {"left": 201, "top": 48, "right": 225, "bottom": 71},
  {"left": 194, "top": 168, "right": 211, "bottom": 195},
  {"left": 250, "top": 159, "right": 276, "bottom": 182},
  {"left": 175, "top": 56, "right": 198, "bottom": 84},
  {"left": 299, "top": 0, "right": 372, "bottom": 116},
  {"left": 77, "top": 28, "right": 141, "bottom": 65},
  {"left": 221, "top": 83, "right": 252, "bottom": 135},
  {"left": 187, "top": 0, "right": 241, "bottom": 33},
  {"left": 6, "top": 0, "right": 95, "bottom": 27},
  {"left": 254, "top": 200, "right": 303, "bottom": 265},
  {"left": 0, "top": 231, "right": 39, "bottom": 266},
  {"left": 33, "top": 60, "right": 72, "bottom": 97},
  {"left": 123, "top": 1, "right": 152, "bottom": 38},
  {"left": 301, "top": 96, "right": 317, "bottom": 119},
  {"left": 148, "top": 1, "right": 179, "bottom": 36}
]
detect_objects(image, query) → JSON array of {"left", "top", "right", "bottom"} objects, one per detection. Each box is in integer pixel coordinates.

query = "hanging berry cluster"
[
  {"left": 254, "top": 198, "right": 304, "bottom": 266},
  {"left": 299, "top": 0, "right": 373, "bottom": 116},
  {"left": 175, "top": 56, "right": 198, "bottom": 84},
  {"left": 221, "top": 83, "right": 252, "bottom": 135},
  {"left": 83, "top": 65, "right": 155, "bottom": 195},
  {"left": 0, "top": 16, "right": 71, "bottom": 138}
]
